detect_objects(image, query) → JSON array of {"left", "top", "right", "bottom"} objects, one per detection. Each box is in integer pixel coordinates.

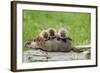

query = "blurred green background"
[{"left": 23, "top": 10, "right": 91, "bottom": 51}]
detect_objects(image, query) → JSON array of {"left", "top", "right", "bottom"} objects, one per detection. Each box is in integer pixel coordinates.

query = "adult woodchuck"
[{"left": 26, "top": 37, "right": 72, "bottom": 52}]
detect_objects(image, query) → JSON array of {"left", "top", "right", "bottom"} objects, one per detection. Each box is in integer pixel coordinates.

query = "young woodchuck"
[
  {"left": 47, "top": 28, "right": 57, "bottom": 40},
  {"left": 38, "top": 30, "right": 49, "bottom": 41},
  {"left": 57, "top": 28, "right": 72, "bottom": 42}
]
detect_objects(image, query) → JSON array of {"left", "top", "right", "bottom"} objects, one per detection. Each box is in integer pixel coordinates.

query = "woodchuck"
[
  {"left": 26, "top": 28, "right": 83, "bottom": 52},
  {"left": 57, "top": 28, "right": 72, "bottom": 42},
  {"left": 47, "top": 28, "right": 57, "bottom": 40},
  {"left": 38, "top": 30, "right": 49, "bottom": 41},
  {"left": 26, "top": 36, "right": 72, "bottom": 52}
]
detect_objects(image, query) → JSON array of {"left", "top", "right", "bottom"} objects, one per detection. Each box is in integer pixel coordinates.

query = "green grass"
[{"left": 23, "top": 10, "right": 91, "bottom": 51}]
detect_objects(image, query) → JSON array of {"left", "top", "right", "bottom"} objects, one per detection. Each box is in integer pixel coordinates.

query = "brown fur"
[
  {"left": 38, "top": 30, "right": 49, "bottom": 41},
  {"left": 26, "top": 37, "right": 73, "bottom": 52}
]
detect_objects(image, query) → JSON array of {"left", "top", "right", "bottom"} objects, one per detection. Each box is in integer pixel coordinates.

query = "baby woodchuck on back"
[
  {"left": 47, "top": 28, "right": 57, "bottom": 40},
  {"left": 57, "top": 28, "right": 72, "bottom": 42}
]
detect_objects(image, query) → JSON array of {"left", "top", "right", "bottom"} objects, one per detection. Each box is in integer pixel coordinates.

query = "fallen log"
[
  {"left": 75, "top": 45, "right": 91, "bottom": 49},
  {"left": 23, "top": 45, "right": 91, "bottom": 63}
]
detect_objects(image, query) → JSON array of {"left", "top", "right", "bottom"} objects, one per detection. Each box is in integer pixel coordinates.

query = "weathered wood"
[
  {"left": 75, "top": 45, "right": 91, "bottom": 49},
  {"left": 23, "top": 45, "right": 90, "bottom": 63}
]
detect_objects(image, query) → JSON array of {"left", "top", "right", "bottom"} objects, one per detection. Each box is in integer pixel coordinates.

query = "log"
[
  {"left": 23, "top": 45, "right": 91, "bottom": 63},
  {"left": 75, "top": 45, "right": 91, "bottom": 49}
]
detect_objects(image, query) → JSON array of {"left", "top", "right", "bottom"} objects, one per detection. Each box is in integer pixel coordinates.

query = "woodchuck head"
[
  {"left": 39, "top": 30, "right": 49, "bottom": 41},
  {"left": 47, "top": 28, "right": 57, "bottom": 40},
  {"left": 26, "top": 36, "right": 47, "bottom": 50},
  {"left": 26, "top": 30, "right": 49, "bottom": 51},
  {"left": 57, "top": 28, "right": 72, "bottom": 42}
]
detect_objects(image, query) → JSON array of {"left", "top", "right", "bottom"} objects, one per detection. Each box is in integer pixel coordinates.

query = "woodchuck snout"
[{"left": 26, "top": 28, "right": 83, "bottom": 52}]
